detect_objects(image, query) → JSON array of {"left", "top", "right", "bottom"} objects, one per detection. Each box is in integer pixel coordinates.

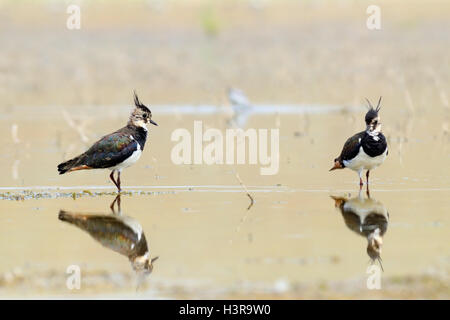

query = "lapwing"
[
  {"left": 57, "top": 92, "right": 157, "bottom": 192},
  {"left": 330, "top": 97, "right": 388, "bottom": 188},
  {"left": 58, "top": 196, "right": 159, "bottom": 275},
  {"left": 331, "top": 191, "right": 389, "bottom": 270}
]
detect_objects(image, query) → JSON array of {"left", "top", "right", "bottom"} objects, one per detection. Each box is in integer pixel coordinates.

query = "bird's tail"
[
  {"left": 57, "top": 156, "right": 81, "bottom": 174},
  {"left": 58, "top": 210, "right": 76, "bottom": 223},
  {"left": 58, "top": 210, "right": 92, "bottom": 231}
]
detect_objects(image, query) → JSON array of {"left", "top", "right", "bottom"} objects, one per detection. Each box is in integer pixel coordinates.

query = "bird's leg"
[
  {"left": 358, "top": 170, "right": 363, "bottom": 188},
  {"left": 109, "top": 170, "right": 120, "bottom": 192},
  {"left": 110, "top": 195, "right": 122, "bottom": 215},
  {"left": 366, "top": 170, "right": 371, "bottom": 197},
  {"left": 117, "top": 170, "right": 122, "bottom": 193},
  {"left": 117, "top": 193, "right": 121, "bottom": 212},
  {"left": 110, "top": 194, "right": 120, "bottom": 214},
  {"left": 110, "top": 197, "right": 116, "bottom": 213}
]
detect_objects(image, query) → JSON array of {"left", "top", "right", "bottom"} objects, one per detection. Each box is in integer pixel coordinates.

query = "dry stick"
[
  {"left": 62, "top": 110, "right": 90, "bottom": 143},
  {"left": 235, "top": 171, "right": 254, "bottom": 210},
  {"left": 232, "top": 171, "right": 255, "bottom": 240},
  {"left": 229, "top": 113, "right": 255, "bottom": 210},
  {"left": 225, "top": 96, "right": 255, "bottom": 241},
  {"left": 233, "top": 204, "right": 252, "bottom": 236}
]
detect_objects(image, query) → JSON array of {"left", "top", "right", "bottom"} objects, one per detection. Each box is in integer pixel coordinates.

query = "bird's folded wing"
[
  {"left": 85, "top": 216, "right": 141, "bottom": 255},
  {"left": 338, "top": 131, "right": 365, "bottom": 161},
  {"left": 83, "top": 131, "right": 138, "bottom": 169}
]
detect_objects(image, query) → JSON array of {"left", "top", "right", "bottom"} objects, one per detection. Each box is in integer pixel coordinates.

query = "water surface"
[{"left": 0, "top": 107, "right": 449, "bottom": 299}]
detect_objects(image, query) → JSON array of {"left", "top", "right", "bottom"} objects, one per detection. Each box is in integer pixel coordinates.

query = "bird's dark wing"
[
  {"left": 59, "top": 212, "right": 141, "bottom": 257},
  {"left": 341, "top": 209, "right": 365, "bottom": 236},
  {"left": 336, "top": 131, "right": 365, "bottom": 162},
  {"left": 81, "top": 129, "right": 138, "bottom": 169}
]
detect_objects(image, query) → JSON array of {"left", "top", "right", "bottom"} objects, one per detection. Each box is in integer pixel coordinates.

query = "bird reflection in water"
[
  {"left": 331, "top": 191, "right": 389, "bottom": 271},
  {"left": 58, "top": 195, "right": 158, "bottom": 277}
]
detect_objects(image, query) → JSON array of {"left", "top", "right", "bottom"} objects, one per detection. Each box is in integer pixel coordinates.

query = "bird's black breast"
[
  {"left": 132, "top": 126, "right": 148, "bottom": 150},
  {"left": 341, "top": 208, "right": 388, "bottom": 238},
  {"left": 363, "top": 213, "right": 389, "bottom": 236},
  {"left": 361, "top": 132, "right": 387, "bottom": 157}
]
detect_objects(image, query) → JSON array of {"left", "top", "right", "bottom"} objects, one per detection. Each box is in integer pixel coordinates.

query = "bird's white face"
[
  {"left": 367, "top": 230, "right": 383, "bottom": 260},
  {"left": 129, "top": 106, "right": 157, "bottom": 129},
  {"left": 132, "top": 254, "right": 158, "bottom": 275},
  {"left": 367, "top": 116, "right": 382, "bottom": 134},
  {"left": 132, "top": 255, "right": 152, "bottom": 274},
  {"left": 131, "top": 117, "right": 148, "bottom": 130}
]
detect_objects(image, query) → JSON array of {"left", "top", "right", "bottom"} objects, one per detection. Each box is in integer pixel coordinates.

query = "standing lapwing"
[
  {"left": 330, "top": 97, "right": 388, "bottom": 189},
  {"left": 57, "top": 92, "right": 157, "bottom": 192}
]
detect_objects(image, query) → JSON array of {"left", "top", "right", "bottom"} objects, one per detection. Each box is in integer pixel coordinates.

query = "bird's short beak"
[
  {"left": 378, "top": 257, "right": 384, "bottom": 272},
  {"left": 150, "top": 119, "right": 158, "bottom": 126},
  {"left": 329, "top": 161, "right": 343, "bottom": 171},
  {"left": 330, "top": 195, "right": 345, "bottom": 208},
  {"left": 151, "top": 256, "right": 159, "bottom": 263}
]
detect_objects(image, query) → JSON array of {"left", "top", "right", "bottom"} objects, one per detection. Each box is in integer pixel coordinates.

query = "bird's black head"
[
  {"left": 129, "top": 91, "right": 158, "bottom": 127},
  {"left": 366, "top": 227, "right": 384, "bottom": 271},
  {"left": 364, "top": 96, "right": 382, "bottom": 124},
  {"left": 364, "top": 97, "right": 382, "bottom": 133}
]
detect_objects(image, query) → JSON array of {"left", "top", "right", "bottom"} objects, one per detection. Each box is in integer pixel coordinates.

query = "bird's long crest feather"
[
  {"left": 365, "top": 97, "right": 373, "bottom": 110},
  {"left": 133, "top": 90, "right": 144, "bottom": 108},
  {"left": 376, "top": 96, "right": 382, "bottom": 112}
]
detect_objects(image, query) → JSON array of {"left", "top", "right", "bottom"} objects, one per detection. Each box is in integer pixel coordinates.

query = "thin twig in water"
[{"left": 235, "top": 172, "right": 254, "bottom": 210}]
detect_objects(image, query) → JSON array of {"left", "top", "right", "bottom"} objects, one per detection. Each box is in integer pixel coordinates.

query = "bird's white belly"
[
  {"left": 343, "top": 147, "right": 387, "bottom": 172},
  {"left": 109, "top": 148, "right": 142, "bottom": 171},
  {"left": 119, "top": 216, "right": 143, "bottom": 242},
  {"left": 343, "top": 199, "right": 389, "bottom": 223}
]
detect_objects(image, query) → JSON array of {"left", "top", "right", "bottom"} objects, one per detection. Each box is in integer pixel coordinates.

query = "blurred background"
[
  {"left": 0, "top": 0, "right": 449, "bottom": 299},
  {"left": 0, "top": 0, "right": 449, "bottom": 107}
]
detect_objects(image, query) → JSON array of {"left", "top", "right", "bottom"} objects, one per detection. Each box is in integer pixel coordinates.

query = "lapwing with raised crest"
[
  {"left": 57, "top": 92, "right": 158, "bottom": 192},
  {"left": 330, "top": 97, "right": 388, "bottom": 188}
]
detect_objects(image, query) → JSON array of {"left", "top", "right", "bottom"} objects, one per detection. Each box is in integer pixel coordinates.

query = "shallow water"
[{"left": 0, "top": 106, "right": 449, "bottom": 299}]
